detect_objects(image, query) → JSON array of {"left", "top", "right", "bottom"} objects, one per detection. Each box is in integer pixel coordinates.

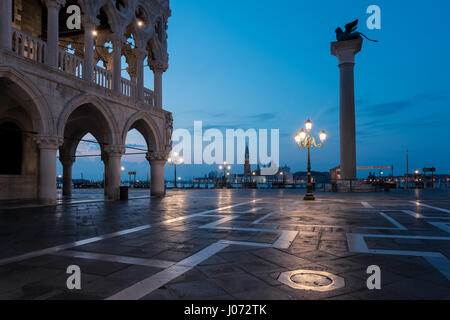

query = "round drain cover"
[
  {"left": 291, "top": 273, "right": 333, "bottom": 287},
  {"left": 277, "top": 269, "right": 345, "bottom": 292}
]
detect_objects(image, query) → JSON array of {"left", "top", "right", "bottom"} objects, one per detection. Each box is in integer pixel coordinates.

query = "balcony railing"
[
  {"left": 144, "top": 88, "right": 157, "bottom": 106},
  {"left": 121, "top": 77, "right": 136, "bottom": 98},
  {"left": 12, "top": 28, "right": 46, "bottom": 64},
  {"left": 58, "top": 48, "right": 83, "bottom": 78},
  {"left": 9, "top": 28, "right": 156, "bottom": 107},
  {"left": 94, "top": 65, "right": 112, "bottom": 90}
]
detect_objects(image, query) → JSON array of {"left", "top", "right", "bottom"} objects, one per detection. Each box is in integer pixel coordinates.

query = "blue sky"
[{"left": 61, "top": 0, "right": 450, "bottom": 181}]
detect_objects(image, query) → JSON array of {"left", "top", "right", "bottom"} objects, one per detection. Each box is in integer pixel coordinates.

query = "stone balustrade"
[{"left": 9, "top": 27, "right": 157, "bottom": 108}]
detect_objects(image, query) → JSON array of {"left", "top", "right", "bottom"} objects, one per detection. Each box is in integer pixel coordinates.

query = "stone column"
[
  {"left": 331, "top": 39, "right": 362, "bottom": 181},
  {"left": 112, "top": 35, "right": 123, "bottom": 94},
  {"left": 150, "top": 61, "right": 168, "bottom": 109},
  {"left": 44, "top": 0, "right": 65, "bottom": 67},
  {"left": 0, "top": 0, "right": 12, "bottom": 50},
  {"left": 135, "top": 48, "right": 147, "bottom": 102},
  {"left": 35, "top": 136, "right": 63, "bottom": 204},
  {"left": 82, "top": 17, "right": 97, "bottom": 82},
  {"left": 60, "top": 157, "right": 75, "bottom": 196},
  {"left": 104, "top": 145, "right": 125, "bottom": 200},
  {"left": 101, "top": 152, "right": 109, "bottom": 196},
  {"left": 147, "top": 151, "right": 168, "bottom": 197}
]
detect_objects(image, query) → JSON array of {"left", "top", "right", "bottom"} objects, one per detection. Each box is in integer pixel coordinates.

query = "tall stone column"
[
  {"left": 331, "top": 39, "right": 362, "bottom": 181},
  {"left": 135, "top": 48, "right": 147, "bottom": 102},
  {"left": 150, "top": 61, "right": 168, "bottom": 109},
  {"left": 104, "top": 145, "right": 125, "bottom": 200},
  {"left": 102, "top": 152, "right": 109, "bottom": 196},
  {"left": 0, "top": 0, "right": 12, "bottom": 50},
  {"left": 82, "top": 17, "right": 97, "bottom": 82},
  {"left": 60, "top": 157, "right": 75, "bottom": 196},
  {"left": 44, "top": 0, "right": 65, "bottom": 67},
  {"left": 112, "top": 35, "right": 123, "bottom": 94},
  {"left": 35, "top": 136, "right": 63, "bottom": 204},
  {"left": 147, "top": 151, "right": 168, "bottom": 197}
]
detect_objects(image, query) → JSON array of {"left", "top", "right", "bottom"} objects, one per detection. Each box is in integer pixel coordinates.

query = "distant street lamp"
[
  {"left": 295, "top": 119, "right": 327, "bottom": 201},
  {"left": 167, "top": 152, "right": 184, "bottom": 189},
  {"left": 219, "top": 161, "right": 232, "bottom": 187},
  {"left": 121, "top": 166, "right": 125, "bottom": 184}
]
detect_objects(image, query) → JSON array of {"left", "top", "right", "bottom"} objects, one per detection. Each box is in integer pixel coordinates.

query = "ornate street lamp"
[
  {"left": 295, "top": 119, "right": 327, "bottom": 201},
  {"left": 218, "top": 161, "right": 232, "bottom": 188},
  {"left": 167, "top": 152, "right": 184, "bottom": 189}
]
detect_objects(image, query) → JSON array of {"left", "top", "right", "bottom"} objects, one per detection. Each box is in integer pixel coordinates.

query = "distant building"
[{"left": 244, "top": 144, "right": 251, "bottom": 176}]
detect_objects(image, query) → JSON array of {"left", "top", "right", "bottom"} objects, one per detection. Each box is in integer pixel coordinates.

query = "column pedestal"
[{"left": 331, "top": 39, "right": 362, "bottom": 181}]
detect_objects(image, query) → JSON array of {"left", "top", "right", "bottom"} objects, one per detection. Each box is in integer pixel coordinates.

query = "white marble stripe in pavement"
[
  {"left": 272, "top": 230, "right": 299, "bottom": 249},
  {"left": 347, "top": 233, "right": 450, "bottom": 280},
  {"left": 427, "top": 222, "right": 450, "bottom": 234},
  {"left": 0, "top": 200, "right": 260, "bottom": 266},
  {"left": 402, "top": 210, "right": 450, "bottom": 220},
  {"left": 358, "top": 212, "right": 407, "bottom": 231},
  {"left": 409, "top": 201, "right": 450, "bottom": 214},
  {"left": 54, "top": 250, "right": 175, "bottom": 269},
  {"left": 106, "top": 241, "right": 230, "bottom": 300},
  {"left": 162, "top": 199, "right": 261, "bottom": 224},
  {"left": 0, "top": 225, "right": 151, "bottom": 266},
  {"left": 361, "top": 202, "right": 374, "bottom": 209}
]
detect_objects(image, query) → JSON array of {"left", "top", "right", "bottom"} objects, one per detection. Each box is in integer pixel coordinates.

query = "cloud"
[
  {"left": 360, "top": 100, "right": 413, "bottom": 117},
  {"left": 359, "top": 93, "right": 447, "bottom": 119},
  {"left": 248, "top": 112, "right": 277, "bottom": 121}
]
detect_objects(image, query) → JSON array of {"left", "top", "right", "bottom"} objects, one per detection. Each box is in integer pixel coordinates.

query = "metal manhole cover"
[{"left": 278, "top": 270, "right": 345, "bottom": 292}]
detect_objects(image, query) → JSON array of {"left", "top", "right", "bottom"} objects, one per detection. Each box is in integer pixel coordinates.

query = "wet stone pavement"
[{"left": 0, "top": 189, "right": 449, "bottom": 300}]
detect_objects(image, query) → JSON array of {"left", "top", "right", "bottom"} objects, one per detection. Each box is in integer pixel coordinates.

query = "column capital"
[
  {"left": 43, "top": 0, "right": 66, "bottom": 10},
  {"left": 34, "top": 136, "right": 64, "bottom": 150},
  {"left": 82, "top": 15, "right": 100, "bottom": 29},
  {"left": 111, "top": 33, "right": 125, "bottom": 46},
  {"left": 134, "top": 48, "right": 148, "bottom": 62},
  {"left": 104, "top": 145, "right": 126, "bottom": 157},
  {"left": 150, "top": 59, "right": 168, "bottom": 73},
  {"left": 146, "top": 150, "right": 169, "bottom": 163},
  {"left": 331, "top": 39, "right": 362, "bottom": 65},
  {"left": 59, "top": 155, "right": 75, "bottom": 166}
]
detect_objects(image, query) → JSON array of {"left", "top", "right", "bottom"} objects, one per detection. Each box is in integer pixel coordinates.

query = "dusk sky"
[{"left": 62, "top": 0, "right": 450, "bottom": 181}]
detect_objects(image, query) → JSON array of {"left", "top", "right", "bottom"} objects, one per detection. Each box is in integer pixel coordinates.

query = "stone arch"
[
  {"left": 57, "top": 93, "right": 120, "bottom": 145},
  {"left": 122, "top": 111, "right": 163, "bottom": 152},
  {"left": 0, "top": 65, "right": 53, "bottom": 135}
]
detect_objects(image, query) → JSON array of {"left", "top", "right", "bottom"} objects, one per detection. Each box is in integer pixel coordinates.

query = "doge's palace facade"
[{"left": 0, "top": 0, "right": 173, "bottom": 203}]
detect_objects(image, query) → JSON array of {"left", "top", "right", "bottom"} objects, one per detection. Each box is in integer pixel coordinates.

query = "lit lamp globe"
[
  {"left": 319, "top": 130, "right": 327, "bottom": 142},
  {"left": 305, "top": 119, "right": 313, "bottom": 132},
  {"left": 295, "top": 129, "right": 306, "bottom": 143}
]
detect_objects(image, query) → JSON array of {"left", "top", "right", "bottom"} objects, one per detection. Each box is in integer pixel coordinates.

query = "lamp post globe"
[{"left": 294, "top": 120, "right": 326, "bottom": 201}]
